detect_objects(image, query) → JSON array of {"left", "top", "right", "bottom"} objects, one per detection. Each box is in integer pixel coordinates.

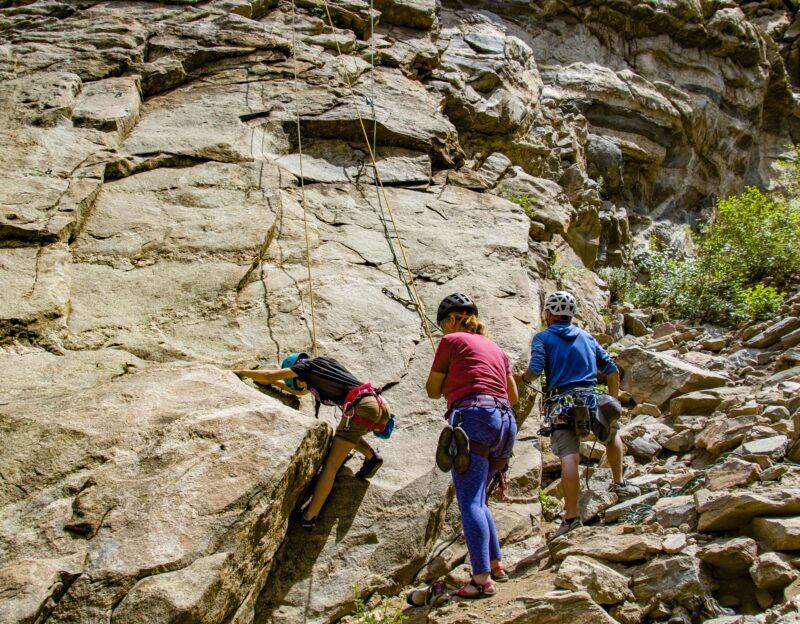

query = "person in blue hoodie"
[{"left": 517, "top": 291, "right": 640, "bottom": 539}]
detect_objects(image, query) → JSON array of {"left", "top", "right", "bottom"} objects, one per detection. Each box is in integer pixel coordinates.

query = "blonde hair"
[{"left": 447, "top": 312, "right": 486, "bottom": 336}]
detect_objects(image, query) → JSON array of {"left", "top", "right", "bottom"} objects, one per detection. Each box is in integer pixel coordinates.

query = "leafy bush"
[
  {"left": 598, "top": 267, "right": 635, "bottom": 303},
  {"left": 737, "top": 283, "right": 784, "bottom": 322},
  {"left": 630, "top": 184, "right": 798, "bottom": 325},
  {"left": 620, "top": 146, "right": 800, "bottom": 326},
  {"left": 538, "top": 488, "right": 560, "bottom": 521},
  {"left": 702, "top": 187, "right": 800, "bottom": 290}
]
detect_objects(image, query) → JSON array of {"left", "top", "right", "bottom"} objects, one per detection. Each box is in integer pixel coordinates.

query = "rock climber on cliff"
[
  {"left": 515, "top": 291, "right": 641, "bottom": 539},
  {"left": 234, "top": 353, "right": 391, "bottom": 528}
]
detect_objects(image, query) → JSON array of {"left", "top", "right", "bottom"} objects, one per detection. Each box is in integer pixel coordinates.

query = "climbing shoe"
[
  {"left": 355, "top": 452, "right": 383, "bottom": 480},
  {"left": 291, "top": 509, "right": 316, "bottom": 529},
  {"left": 453, "top": 426, "right": 470, "bottom": 474},
  {"left": 550, "top": 517, "right": 583, "bottom": 540},
  {"left": 436, "top": 425, "right": 454, "bottom": 472},
  {"left": 609, "top": 480, "right": 642, "bottom": 501},
  {"left": 406, "top": 588, "right": 427, "bottom": 607}
]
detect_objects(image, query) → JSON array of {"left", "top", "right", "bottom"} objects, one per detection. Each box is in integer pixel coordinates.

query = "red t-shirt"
[{"left": 430, "top": 332, "right": 512, "bottom": 407}]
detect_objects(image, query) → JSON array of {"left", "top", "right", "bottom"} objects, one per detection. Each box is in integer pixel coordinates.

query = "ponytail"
[{"left": 449, "top": 313, "right": 486, "bottom": 336}]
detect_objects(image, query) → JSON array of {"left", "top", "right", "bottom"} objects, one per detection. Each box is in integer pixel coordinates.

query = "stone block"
[
  {"left": 555, "top": 555, "right": 632, "bottom": 604},
  {"left": 648, "top": 495, "right": 697, "bottom": 529},
  {"left": 750, "top": 552, "right": 798, "bottom": 591},
  {"left": 603, "top": 491, "right": 660, "bottom": 523},
  {"left": 750, "top": 517, "right": 800, "bottom": 551},
  {"left": 699, "top": 537, "right": 758, "bottom": 576},
  {"left": 670, "top": 390, "right": 724, "bottom": 417},
  {"left": 616, "top": 346, "right": 728, "bottom": 407},
  {"left": 706, "top": 456, "right": 761, "bottom": 491},
  {"left": 695, "top": 415, "right": 758, "bottom": 455},
  {"left": 745, "top": 317, "right": 800, "bottom": 348},
  {"left": 696, "top": 486, "right": 800, "bottom": 531},
  {"left": 549, "top": 526, "right": 663, "bottom": 563},
  {"left": 632, "top": 555, "right": 716, "bottom": 606}
]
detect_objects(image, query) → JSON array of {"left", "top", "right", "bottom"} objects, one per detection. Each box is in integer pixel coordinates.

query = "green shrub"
[
  {"left": 737, "top": 283, "right": 784, "bottom": 322},
  {"left": 701, "top": 187, "right": 800, "bottom": 290},
  {"left": 598, "top": 266, "right": 635, "bottom": 303},
  {"left": 538, "top": 488, "right": 560, "bottom": 521},
  {"left": 626, "top": 148, "right": 800, "bottom": 326}
]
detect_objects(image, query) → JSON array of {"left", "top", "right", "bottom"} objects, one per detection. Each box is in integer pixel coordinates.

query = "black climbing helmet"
[{"left": 436, "top": 292, "right": 478, "bottom": 325}]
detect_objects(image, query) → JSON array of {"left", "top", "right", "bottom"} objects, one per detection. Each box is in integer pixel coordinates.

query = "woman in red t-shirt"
[{"left": 426, "top": 292, "right": 518, "bottom": 599}]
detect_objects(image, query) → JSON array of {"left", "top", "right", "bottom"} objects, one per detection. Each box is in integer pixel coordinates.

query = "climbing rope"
[
  {"left": 291, "top": 0, "right": 318, "bottom": 357},
  {"left": 318, "top": 0, "right": 436, "bottom": 353},
  {"left": 619, "top": 452, "right": 732, "bottom": 524}
]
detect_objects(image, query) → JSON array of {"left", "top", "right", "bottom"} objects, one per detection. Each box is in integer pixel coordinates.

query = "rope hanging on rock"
[
  {"left": 319, "top": 0, "right": 437, "bottom": 353},
  {"left": 291, "top": 0, "right": 319, "bottom": 357}
]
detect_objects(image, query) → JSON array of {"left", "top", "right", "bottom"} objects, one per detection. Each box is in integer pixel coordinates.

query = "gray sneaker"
[
  {"left": 550, "top": 517, "right": 583, "bottom": 540},
  {"left": 610, "top": 480, "right": 642, "bottom": 500}
]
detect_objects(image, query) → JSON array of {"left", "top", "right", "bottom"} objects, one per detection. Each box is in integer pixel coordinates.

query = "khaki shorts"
[
  {"left": 335, "top": 395, "right": 391, "bottom": 444},
  {"left": 550, "top": 428, "right": 580, "bottom": 459}
]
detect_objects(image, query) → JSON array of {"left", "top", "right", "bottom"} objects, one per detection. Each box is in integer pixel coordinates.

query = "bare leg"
[
  {"left": 354, "top": 437, "right": 375, "bottom": 459},
  {"left": 473, "top": 572, "right": 490, "bottom": 585},
  {"left": 604, "top": 435, "right": 625, "bottom": 484},
  {"left": 561, "top": 453, "right": 581, "bottom": 519},
  {"left": 304, "top": 437, "right": 356, "bottom": 520}
]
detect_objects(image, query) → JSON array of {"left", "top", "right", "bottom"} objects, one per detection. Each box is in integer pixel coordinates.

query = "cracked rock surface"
[{"left": 1, "top": 0, "right": 800, "bottom": 623}]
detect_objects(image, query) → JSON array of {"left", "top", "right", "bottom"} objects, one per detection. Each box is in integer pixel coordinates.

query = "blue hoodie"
[{"left": 527, "top": 322, "right": 618, "bottom": 394}]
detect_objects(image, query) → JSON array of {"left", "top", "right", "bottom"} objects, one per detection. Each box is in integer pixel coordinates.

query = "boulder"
[
  {"left": 555, "top": 555, "right": 632, "bottom": 605},
  {"left": 745, "top": 317, "right": 800, "bottom": 349},
  {"left": 696, "top": 486, "right": 800, "bottom": 531},
  {"left": 0, "top": 363, "right": 331, "bottom": 624},
  {"left": 647, "top": 496, "right": 697, "bottom": 530},
  {"left": 695, "top": 415, "right": 759, "bottom": 455},
  {"left": 705, "top": 456, "right": 761, "bottom": 491},
  {"left": 549, "top": 526, "right": 663, "bottom": 563},
  {"left": 616, "top": 347, "right": 728, "bottom": 407},
  {"left": 737, "top": 435, "right": 789, "bottom": 462},
  {"left": 698, "top": 537, "right": 758, "bottom": 577},
  {"left": 663, "top": 430, "right": 694, "bottom": 453},
  {"left": 631, "top": 555, "right": 716, "bottom": 607},
  {"left": 750, "top": 552, "right": 798, "bottom": 591},
  {"left": 749, "top": 517, "right": 800, "bottom": 551},
  {"left": 627, "top": 435, "right": 662, "bottom": 462},
  {"left": 662, "top": 533, "right": 688, "bottom": 554},
  {"left": 603, "top": 491, "right": 659, "bottom": 523},
  {"left": 504, "top": 590, "right": 619, "bottom": 624},
  {"left": 669, "top": 390, "right": 724, "bottom": 417}
]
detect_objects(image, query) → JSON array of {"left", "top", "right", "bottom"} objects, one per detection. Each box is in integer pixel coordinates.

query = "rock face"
[
  {"left": 2, "top": 0, "right": 800, "bottom": 623},
  {"left": 0, "top": 363, "right": 331, "bottom": 624}
]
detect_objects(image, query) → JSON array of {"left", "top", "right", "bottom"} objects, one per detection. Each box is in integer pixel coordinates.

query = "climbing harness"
[
  {"left": 340, "top": 382, "right": 392, "bottom": 436},
  {"left": 538, "top": 387, "right": 598, "bottom": 438},
  {"left": 443, "top": 395, "right": 516, "bottom": 500}
]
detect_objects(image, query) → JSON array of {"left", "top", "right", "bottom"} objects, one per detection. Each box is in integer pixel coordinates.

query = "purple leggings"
[{"left": 449, "top": 399, "right": 517, "bottom": 574}]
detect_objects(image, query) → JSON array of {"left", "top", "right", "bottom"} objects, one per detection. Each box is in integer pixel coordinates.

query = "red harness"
[{"left": 342, "top": 383, "right": 386, "bottom": 433}]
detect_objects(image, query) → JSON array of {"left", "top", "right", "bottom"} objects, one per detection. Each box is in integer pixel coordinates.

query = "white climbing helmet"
[{"left": 544, "top": 291, "right": 577, "bottom": 317}]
